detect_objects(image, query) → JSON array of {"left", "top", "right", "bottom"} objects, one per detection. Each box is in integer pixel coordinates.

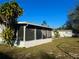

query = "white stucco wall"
[
  {"left": 15, "top": 38, "right": 53, "bottom": 48},
  {"left": 52, "top": 31, "right": 55, "bottom": 38},
  {"left": 0, "top": 24, "right": 5, "bottom": 33},
  {"left": 58, "top": 30, "right": 73, "bottom": 37},
  {"left": 0, "top": 24, "right": 5, "bottom": 43}
]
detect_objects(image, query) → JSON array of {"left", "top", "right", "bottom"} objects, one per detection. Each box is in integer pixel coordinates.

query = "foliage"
[
  {"left": 56, "top": 20, "right": 72, "bottom": 30},
  {"left": 54, "top": 30, "right": 60, "bottom": 38},
  {"left": 64, "top": 20, "right": 72, "bottom": 29},
  {"left": 41, "top": 20, "right": 49, "bottom": 27},
  {"left": 1, "top": 27, "right": 14, "bottom": 46},
  {"left": 0, "top": 2, "right": 23, "bottom": 45},
  {"left": 68, "top": 6, "right": 79, "bottom": 31},
  {"left": 0, "top": 2, "right": 23, "bottom": 28},
  {"left": 0, "top": 2, "right": 23, "bottom": 19}
]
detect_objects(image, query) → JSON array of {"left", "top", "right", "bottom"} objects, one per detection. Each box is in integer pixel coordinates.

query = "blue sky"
[{"left": 0, "top": 0, "right": 77, "bottom": 28}]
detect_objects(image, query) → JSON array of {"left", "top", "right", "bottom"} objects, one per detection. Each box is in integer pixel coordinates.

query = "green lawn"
[{"left": 0, "top": 38, "right": 79, "bottom": 59}]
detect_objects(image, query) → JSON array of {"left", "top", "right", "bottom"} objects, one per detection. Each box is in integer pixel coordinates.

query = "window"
[
  {"left": 47, "top": 30, "right": 52, "bottom": 38},
  {"left": 36, "top": 29, "right": 42, "bottom": 39},
  {"left": 18, "top": 25, "right": 24, "bottom": 41},
  {"left": 42, "top": 29, "right": 47, "bottom": 39},
  {"left": 25, "top": 28, "right": 34, "bottom": 41}
]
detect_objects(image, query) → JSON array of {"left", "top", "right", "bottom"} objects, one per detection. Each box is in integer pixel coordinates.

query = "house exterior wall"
[
  {"left": 15, "top": 38, "right": 53, "bottom": 48},
  {"left": 58, "top": 30, "right": 73, "bottom": 37},
  {"left": 0, "top": 24, "right": 5, "bottom": 43},
  {"left": 52, "top": 31, "right": 55, "bottom": 38}
]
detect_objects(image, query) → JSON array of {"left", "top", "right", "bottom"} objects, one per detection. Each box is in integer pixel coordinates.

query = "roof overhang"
[{"left": 18, "top": 22, "right": 53, "bottom": 30}]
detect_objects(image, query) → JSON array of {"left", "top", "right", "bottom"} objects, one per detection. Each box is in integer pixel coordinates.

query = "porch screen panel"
[
  {"left": 42, "top": 29, "right": 47, "bottom": 39},
  {"left": 47, "top": 30, "right": 52, "bottom": 38},
  {"left": 49, "top": 31, "right": 52, "bottom": 38},
  {"left": 47, "top": 30, "right": 49, "bottom": 38},
  {"left": 18, "top": 25, "right": 24, "bottom": 41},
  {"left": 25, "top": 28, "right": 34, "bottom": 41},
  {"left": 36, "top": 29, "right": 42, "bottom": 39}
]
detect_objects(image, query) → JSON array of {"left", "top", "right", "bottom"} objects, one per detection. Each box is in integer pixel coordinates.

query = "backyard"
[{"left": 0, "top": 38, "right": 79, "bottom": 59}]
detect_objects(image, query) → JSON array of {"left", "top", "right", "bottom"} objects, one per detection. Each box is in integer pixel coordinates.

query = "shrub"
[
  {"left": 1, "top": 27, "right": 14, "bottom": 46},
  {"left": 54, "top": 30, "right": 60, "bottom": 38}
]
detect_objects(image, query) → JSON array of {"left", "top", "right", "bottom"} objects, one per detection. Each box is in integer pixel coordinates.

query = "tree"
[
  {"left": 68, "top": 6, "right": 79, "bottom": 31},
  {"left": 0, "top": 2, "right": 23, "bottom": 28},
  {"left": 41, "top": 20, "right": 49, "bottom": 27},
  {"left": 0, "top": 2, "right": 23, "bottom": 45},
  {"left": 61, "top": 20, "right": 72, "bottom": 30},
  {"left": 56, "top": 20, "right": 72, "bottom": 30},
  {"left": 65, "top": 20, "right": 72, "bottom": 29}
]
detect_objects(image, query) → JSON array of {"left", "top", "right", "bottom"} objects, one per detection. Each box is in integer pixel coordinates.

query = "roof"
[
  {"left": 18, "top": 22, "right": 53, "bottom": 30},
  {"left": 58, "top": 30, "right": 72, "bottom": 31}
]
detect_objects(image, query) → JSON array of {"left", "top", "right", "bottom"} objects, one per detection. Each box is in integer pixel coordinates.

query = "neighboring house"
[
  {"left": 13, "top": 22, "right": 53, "bottom": 48},
  {"left": 52, "top": 31, "right": 55, "bottom": 38},
  {"left": 58, "top": 30, "right": 73, "bottom": 37}
]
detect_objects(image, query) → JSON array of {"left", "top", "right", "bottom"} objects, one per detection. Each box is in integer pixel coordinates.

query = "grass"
[{"left": 0, "top": 37, "right": 79, "bottom": 59}]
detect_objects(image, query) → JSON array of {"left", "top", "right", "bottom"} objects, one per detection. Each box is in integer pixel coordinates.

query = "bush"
[
  {"left": 1, "top": 27, "right": 14, "bottom": 46},
  {"left": 54, "top": 30, "right": 60, "bottom": 38}
]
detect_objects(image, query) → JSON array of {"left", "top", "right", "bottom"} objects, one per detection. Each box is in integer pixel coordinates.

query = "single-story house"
[
  {"left": 58, "top": 30, "right": 73, "bottom": 37},
  {"left": 13, "top": 22, "right": 53, "bottom": 48},
  {"left": 0, "top": 22, "right": 53, "bottom": 48}
]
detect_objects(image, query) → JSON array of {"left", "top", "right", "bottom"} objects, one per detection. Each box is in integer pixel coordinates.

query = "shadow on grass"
[
  {"left": 0, "top": 52, "right": 12, "bottom": 59},
  {"left": 0, "top": 52, "right": 56, "bottom": 59},
  {"left": 23, "top": 51, "right": 56, "bottom": 59},
  {"left": 39, "top": 52, "right": 56, "bottom": 59}
]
